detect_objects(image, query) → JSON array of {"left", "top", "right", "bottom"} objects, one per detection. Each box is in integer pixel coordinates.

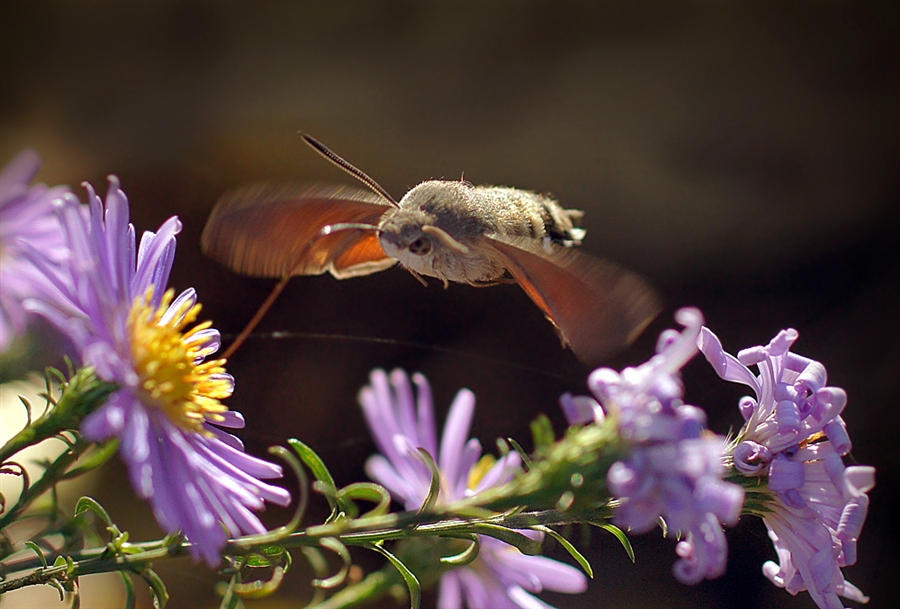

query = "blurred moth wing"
[
  {"left": 200, "top": 183, "right": 396, "bottom": 279},
  {"left": 484, "top": 235, "right": 661, "bottom": 364}
]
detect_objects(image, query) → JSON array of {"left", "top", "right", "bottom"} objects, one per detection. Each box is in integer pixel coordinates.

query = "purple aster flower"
[
  {"left": 698, "top": 326, "right": 874, "bottom": 609},
  {"left": 360, "top": 368, "right": 588, "bottom": 609},
  {"left": 567, "top": 308, "right": 744, "bottom": 584},
  {"left": 0, "top": 150, "right": 69, "bottom": 352},
  {"left": 21, "top": 176, "right": 291, "bottom": 565}
]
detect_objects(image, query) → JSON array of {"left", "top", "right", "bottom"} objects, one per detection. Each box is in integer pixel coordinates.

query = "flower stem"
[{"left": 0, "top": 367, "right": 116, "bottom": 464}]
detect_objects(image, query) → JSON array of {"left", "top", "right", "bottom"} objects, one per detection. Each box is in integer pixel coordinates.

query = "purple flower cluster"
[
  {"left": 563, "top": 308, "right": 745, "bottom": 584},
  {"left": 20, "top": 175, "right": 290, "bottom": 565},
  {"left": 699, "top": 327, "right": 874, "bottom": 609},
  {"left": 360, "top": 368, "right": 588, "bottom": 609},
  {"left": 0, "top": 150, "right": 69, "bottom": 352}
]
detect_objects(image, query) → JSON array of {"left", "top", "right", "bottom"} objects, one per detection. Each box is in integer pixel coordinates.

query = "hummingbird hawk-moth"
[{"left": 201, "top": 135, "right": 661, "bottom": 364}]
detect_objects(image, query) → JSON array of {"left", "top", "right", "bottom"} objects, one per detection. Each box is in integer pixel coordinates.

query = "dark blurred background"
[{"left": 1, "top": 1, "right": 897, "bottom": 608}]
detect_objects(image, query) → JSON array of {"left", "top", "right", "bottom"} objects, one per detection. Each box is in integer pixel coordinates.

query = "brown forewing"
[{"left": 201, "top": 183, "right": 395, "bottom": 278}]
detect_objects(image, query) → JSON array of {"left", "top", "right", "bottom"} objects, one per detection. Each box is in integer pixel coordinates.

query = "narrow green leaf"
[
  {"left": 287, "top": 439, "right": 340, "bottom": 512},
  {"left": 74, "top": 496, "right": 113, "bottom": 526},
  {"left": 17, "top": 395, "right": 33, "bottom": 426},
  {"left": 298, "top": 547, "right": 328, "bottom": 607},
  {"left": 313, "top": 537, "right": 351, "bottom": 589},
  {"left": 231, "top": 567, "right": 285, "bottom": 599},
  {"left": 66, "top": 578, "right": 81, "bottom": 609},
  {"left": 218, "top": 574, "right": 244, "bottom": 609},
  {"left": 367, "top": 543, "right": 420, "bottom": 609},
  {"left": 245, "top": 553, "right": 274, "bottom": 568},
  {"left": 139, "top": 568, "right": 169, "bottom": 609},
  {"left": 530, "top": 414, "right": 555, "bottom": 448},
  {"left": 467, "top": 524, "right": 541, "bottom": 555},
  {"left": 62, "top": 440, "right": 119, "bottom": 479},
  {"left": 439, "top": 534, "right": 480, "bottom": 566},
  {"left": 119, "top": 572, "right": 137, "bottom": 609},
  {"left": 337, "top": 482, "right": 392, "bottom": 518},
  {"left": 594, "top": 523, "right": 634, "bottom": 563},
  {"left": 267, "top": 445, "right": 309, "bottom": 535},
  {"left": 24, "top": 541, "right": 48, "bottom": 567},
  {"left": 416, "top": 448, "right": 441, "bottom": 514},
  {"left": 48, "top": 578, "right": 66, "bottom": 601},
  {"left": 533, "top": 525, "right": 593, "bottom": 578},
  {"left": 506, "top": 438, "right": 533, "bottom": 470}
]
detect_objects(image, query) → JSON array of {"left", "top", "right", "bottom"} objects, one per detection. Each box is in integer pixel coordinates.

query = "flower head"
[
  {"left": 360, "top": 368, "right": 588, "bottom": 608},
  {"left": 699, "top": 326, "right": 874, "bottom": 609},
  {"left": 23, "top": 177, "right": 291, "bottom": 565},
  {"left": 0, "top": 150, "right": 69, "bottom": 352},
  {"left": 567, "top": 308, "right": 745, "bottom": 584}
]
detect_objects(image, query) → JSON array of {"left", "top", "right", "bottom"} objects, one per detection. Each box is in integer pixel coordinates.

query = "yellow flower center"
[
  {"left": 467, "top": 454, "right": 497, "bottom": 491},
  {"left": 128, "top": 287, "right": 232, "bottom": 433}
]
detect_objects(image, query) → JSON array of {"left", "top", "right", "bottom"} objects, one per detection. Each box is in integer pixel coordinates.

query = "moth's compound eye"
[{"left": 408, "top": 236, "right": 432, "bottom": 256}]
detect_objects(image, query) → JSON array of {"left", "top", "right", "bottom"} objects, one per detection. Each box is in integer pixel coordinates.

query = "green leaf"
[
  {"left": 506, "top": 438, "right": 533, "bottom": 470},
  {"left": 336, "top": 482, "right": 392, "bottom": 518},
  {"left": 24, "top": 541, "right": 48, "bottom": 567},
  {"left": 218, "top": 574, "right": 245, "bottom": 609},
  {"left": 594, "top": 523, "right": 634, "bottom": 563},
  {"left": 287, "top": 439, "right": 340, "bottom": 513},
  {"left": 367, "top": 542, "right": 420, "bottom": 609},
  {"left": 439, "top": 534, "right": 480, "bottom": 566},
  {"left": 313, "top": 537, "right": 351, "bottom": 589},
  {"left": 48, "top": 578, "right": 66, "bottom": 601},
  {"left": 17, "top": 395, "right": 33, "bottom": 426},
  {"left": 231, "top": 567, "right": 285, "bottom": 600},
  {"left": 266, "top": 445, "right": 309, "bottom": 536},
  {"left": 530, "top": 414, "right": 555, "bottom": 448},
  {"left": 74, "top": 496, "right": 113, "bottom": 526},
  {"left": 139, "top": 568, "right": 169, "bottom": 609},
  {"left": 298, "top": 547, "right": 328, "bottom": 607},
  {"left": 66, "top": 578, "right": 81, "bottom": 609},
  {"left": 119, "top": 572, "right": 137, "bottom": 609},
  {"left": 245, "top": 553, "right": 274, "bottom": 568},
  {"left": 533, "top": 525, "right": 593, "bottom": 578},
  {"left": 416, "top": 448, "right": 441, "bottom": 514},
  {"left": 61, "top": 440, "right": 119, "bottom": 480},
  {"left": 466, "top": 524, "right": 541, "bottom": 555}
]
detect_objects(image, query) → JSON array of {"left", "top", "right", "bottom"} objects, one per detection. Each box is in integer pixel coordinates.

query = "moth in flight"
[{"left": 201, "top": 135, "right": 661, "bottom": 364}]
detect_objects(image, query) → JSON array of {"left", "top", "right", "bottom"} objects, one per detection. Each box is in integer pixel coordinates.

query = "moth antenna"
[
  {"left": 222, "top": 223, "right": 379, "bottom": 360},
  {"left": 301, "top": 133, "right": 400, "bottom": 208}
]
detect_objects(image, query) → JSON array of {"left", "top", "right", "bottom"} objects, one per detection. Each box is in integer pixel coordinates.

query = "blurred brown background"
[{"left": 1, "top": 1, "right": 897, "bottom": 608}]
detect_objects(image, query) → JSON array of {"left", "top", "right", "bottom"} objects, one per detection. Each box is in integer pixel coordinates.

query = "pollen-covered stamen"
[{"left": 128, "top": 287, "right": 232, "bottom": 432}]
